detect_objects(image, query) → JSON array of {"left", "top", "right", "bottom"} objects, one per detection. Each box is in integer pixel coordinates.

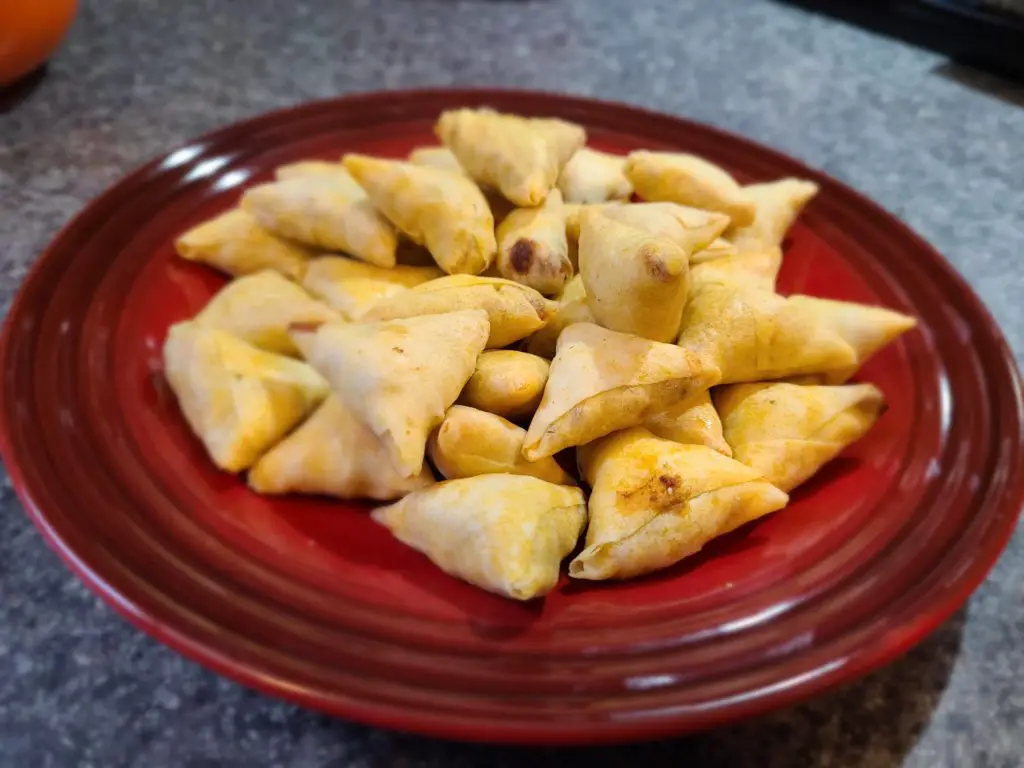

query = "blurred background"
[{"left": 1, "top": 1, "right": 1022, "bottom": 767}]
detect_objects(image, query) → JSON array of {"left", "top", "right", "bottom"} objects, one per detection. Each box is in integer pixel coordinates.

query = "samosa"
[
  {"left": 570, "top": 428, "right": 788, "bottom": 580},
  {"left": 690, "top": 237, "right": 737, "bottom": 265},
  {"left": 458, "top": 350, "right": 550, "bottom": 420},
  {"left": 407, "top": 146, "right": 466, "bottom": 175},
  {"left": 175, "top": 208, "right": 313, "bottom": 281},
  {"left": 436, "top": 108, "right": 586, "bottom": 206},
  {"left": 495, "top": 189, "right": 573, "bottom": 295},
  {"left": 728, "top": 178, "right": 819, "bottom": 251},
  {"left": 342, "top": 154, "right": 496, "bottom": 275},
  {"left": 578, "top": 209, "right": 691, "bottom": 342},
  {"left": 715, "top": 381, "right": 885, "bottom": 492},
  {"left": 292, "top": 309, "right": 490, "bottom": 477},
  {"left": 601, "top": 202, "right": 730, "bottom": 254},
  {"left": 522, "top": 276, "right": 595, "bottom": 359},
  {"left": 274, "top": 160, "right": 355, "bottom": 181},
  {"left": 248, "top": 395, "right": 435, "bottom": 499},
  {"left": 300, "top": 256, "right": 443, "bottom": 320},
  {"left": 522, "top": 323, "right": 721, "bottom": 460},
  {"left": 646, "top": 391, "right": 732, "bottom": 456},
  {"left": 428, "top": 406, "right": 574, "bottom": 485},
  {"left": 163, "top": 322, "right": 329, "bottom": 473},
  {"left": 241, "top": 169, "right": 398, "bottom": 267},
  {"left": 556, "top": 147, "right": 632, "bottom": 204},
  {"left": 624, "top": 151, "right": 756, "bottom": 227},
  {"left": 361, "top": 274, "right": 551, "bottom": 348},
  {"left": 194, "top": 270, "right": 339, "bottom": 356},
  {"left": 689, "top": 248, "right": 783, "bottom": 293},
  {"left": 373, "top": 474, "right": 587, "bottom": 600}
]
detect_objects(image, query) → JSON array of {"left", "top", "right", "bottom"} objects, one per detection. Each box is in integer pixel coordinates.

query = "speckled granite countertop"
[{"left": 1, "top": 0, "right": 1022, "bottom": 766}]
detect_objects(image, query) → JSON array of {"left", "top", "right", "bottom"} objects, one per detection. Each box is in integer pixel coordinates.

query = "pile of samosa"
[{"left": 168, "top": 107, "right": 916, "bottom": 600}]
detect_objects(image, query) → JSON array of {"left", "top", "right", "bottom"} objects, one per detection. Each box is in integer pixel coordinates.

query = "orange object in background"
[{"left": 0, "top": 0, "right": 77, "bottom": 86}]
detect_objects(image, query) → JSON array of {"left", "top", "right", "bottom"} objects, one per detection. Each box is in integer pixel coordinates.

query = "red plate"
[{"left": 2, "top": 89, "right": 1022, "bottom": 745}]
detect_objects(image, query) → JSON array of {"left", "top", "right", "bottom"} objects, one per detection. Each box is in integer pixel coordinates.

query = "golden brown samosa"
[
  {"left": 361, "top": 275, "right": 551, "bottom": 348},
  {"left": 689, "top": 248, "right": 783, "bottom": 293},
  {"left": 571, "top": 428, "right": 787, "bottom": 580},
  {"left": 556, "top": 147, "right": 632, "bottom": 204},
  {"left": 436, "top": 108, "right": 586, "bottom": 207},
  {"left": 690, "top": 237, "right": 737, "bottom": 265},
  {"left": 521, "top": 278, "right": 595, "bottom": 359},
  {"left": 274, "top": 160, "right": 352, "bottom": 181},
  {"left": 372, "top": 474, "right": 587, "bottom": 600},
  {"left": 789, "top": 296, "right": 917, "bottom": 382},
  {"left": 241, "top": 170, "right": 398, "bottom": 267},
  {"left": 601, "top": 202, "right": 731, "bottom": 254},
  {"left": 624, "top": 151, "right": 756, "bottom": 228},
  {"left": 407, "top": 146, "right": 466, "bottom": 175},
  {"left": 342, "top": 154, "right": 496, "bottom": 275},
  {"left": 496, "top": 189, "right": 572, "bottom": 295},
  {"left": 175, "top": 209, "right": 314, "bottom": 281},
  {"left": 248, "top": 395, "right": 435, "bottom": 499},
  {"left": 428, "top": 406, "right": 574, "bottom": 485},
  {"left": 194, "top": 270, "right": 339, "bottom": 356},
  {"left": 728, "top": 178, "right": 819, "bottom": 251},
  {"left": 522, "top": 323, "right": 721, "bottom": 460},
  {"left": 163, "top": 322, "right": 329, "bottom": 473},
  {"left": 458, "top": 350, "right": 550, "bottom": 420},
  {"left": 300, "top": 256, "right": 443, "bottom": 320},
  {"left": 578, "top": 209, "right": 691, "bottom": 342},
  {"left": 678, "top": 285, "right": 855, "bottom": 383},
  {"left": 646, "top": 391, "right": 732, "bottom": 456},
  {"left": 293, "top": 309, "right": 490, "bottom": 477},
  {"left": 715, "top": 381, "right": 885, "bottom": 491}
]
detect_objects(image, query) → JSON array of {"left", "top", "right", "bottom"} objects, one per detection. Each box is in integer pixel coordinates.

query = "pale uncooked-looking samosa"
[
  {"left": 194, "top": 270, "right": 339, "bottom": 356},
  {"left": 248, "top": 395, "right": 435, "bottom": 499},
  {"left": 175, "top": 209, "right": 314, "bottom": 281},
  {"left": 646, "top": 390, "right": 732, "bottom": 456},
  {"left": 300, "top": 256, "right": 443, "bottom": 320},
  {"left": 522, "top": 276, "right": 595, "bottom": 359},
  {"left": 715, "top": 381, "right": 885, "bottom": 492},
  {"left": 601, "top": 202, "right": 730, "bottom": 255},
  {"left": 570, "top": 428, "right": 788, "bottom": 580},
  {"left": 496, "top": 189, "right": 572, "bottom": 295},
  {"left": 163, "top": 322, "right": 329, "bottom": 473},
  {"left": 293, "top": 309, "right": 490, "bottom": 477},
  {"left": 428, "top": 406, "right": 574, "bottom": 485},
  {"left": 522, "top": 323, "right": 721, "bottom": 460},
  {"left": 624, "top": 151, "right": 756, "bottom": 228},
  {"left": 556, "top": 147, "right": 632, "bottom": 204},
  {"left": 436, "top": 108, "right": 586, "bottom": 207},
  {"left": 241, "top": 170, "right": 398, "bottom": 267},
  {"left": 458, "top": 350, "right": 550, "bottom": 420},
  {"left": 342, "top": 154, "right": 496, "bottom": 275},
  {"left": 790, "top": 296, "right": 917, "bottom": 383},
  {"left": 407, "top": 146, "right": 466, "bottom": 175},
  {"left": 361, "top": 275, "right": 551, "bottom": 348},
  {"left": 728, "top": 178, "right": 819, "bottom": 251},
  {"left": 373, "top": 474, "right": 587, "bottom": 600},
  {"left": 578, "top": 209, "right": 691, "bottom": 342},
  {"left": 689, "top": 248, "right": 783, "bottom": 293}
]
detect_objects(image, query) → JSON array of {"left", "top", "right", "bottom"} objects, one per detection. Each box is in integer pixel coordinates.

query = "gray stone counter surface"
[{"left": 1, "top": 0, "right": 1022, "bottom": 765}]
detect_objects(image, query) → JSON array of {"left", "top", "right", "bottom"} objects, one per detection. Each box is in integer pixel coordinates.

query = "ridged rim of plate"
[{"left": 2, "top": 89, "right": 1022, "bottom": 744}]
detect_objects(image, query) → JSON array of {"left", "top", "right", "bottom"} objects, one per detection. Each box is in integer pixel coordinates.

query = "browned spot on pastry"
[
  {"left": 641, "top": 245, "right": 671, "bottom": 282},
  {"left": 658, "top": 474, "right": 678, "bottom": 491},
  {"left": 392, "top": 346, "right": 405, "bottom": 354},
  {"left": 509, "top": 239, "right": 536, "bottom": 274},
  {"left": 288, "top": 321, "right": 324, "bottom": 333}
]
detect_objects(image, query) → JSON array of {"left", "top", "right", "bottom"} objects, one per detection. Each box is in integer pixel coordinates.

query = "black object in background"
[{"left": 780, "top": 0, "right": 1024, "bottom": 81}]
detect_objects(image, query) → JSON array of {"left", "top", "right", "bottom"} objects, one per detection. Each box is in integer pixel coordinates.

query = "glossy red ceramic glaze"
[{"left": 2, "top": 89, "right": 1021, "bottom": 744}]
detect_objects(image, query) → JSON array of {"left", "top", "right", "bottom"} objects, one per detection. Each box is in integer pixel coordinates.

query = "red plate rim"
[{"left": 2, "top": 88, "right": 1022, "bottom": 744}]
